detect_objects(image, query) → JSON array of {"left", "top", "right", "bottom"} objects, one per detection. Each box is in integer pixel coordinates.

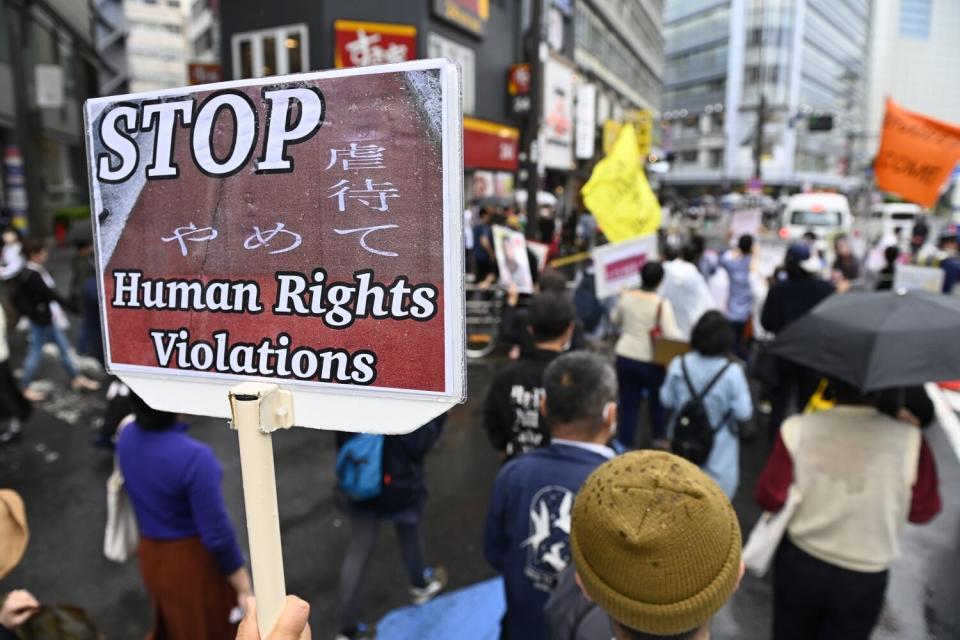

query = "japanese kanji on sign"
[{"left": 83, "top": 59, "right": 466, "bottom": 433}]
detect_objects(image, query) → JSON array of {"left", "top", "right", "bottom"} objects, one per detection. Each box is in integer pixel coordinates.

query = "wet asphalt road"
[{"left": 1, "top": 275, "right": 958, "bottom": 638}]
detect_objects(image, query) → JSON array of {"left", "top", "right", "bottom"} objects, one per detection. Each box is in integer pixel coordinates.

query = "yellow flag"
[{"left": 581, "top": 124, "right": 661, "bottom": 242}]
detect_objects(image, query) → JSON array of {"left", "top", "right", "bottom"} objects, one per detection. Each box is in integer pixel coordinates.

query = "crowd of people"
[{"left": 0, "top": 205, "right": 954, "bottom": 640}]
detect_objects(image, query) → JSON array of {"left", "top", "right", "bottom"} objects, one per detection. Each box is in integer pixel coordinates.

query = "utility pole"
[
  {"left": 523, "top": 0, "right": 544, "bottom": 240},
  {"left": 752, "top": 0, "right": 765, "bottom": 182},
  {"left": 8, "top": 0, "right": 49, "bottom": 236}
]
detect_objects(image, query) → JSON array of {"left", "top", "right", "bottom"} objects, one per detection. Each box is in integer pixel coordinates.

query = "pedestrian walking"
[
  {"left": 611, "top": 261, "right": 682, "bottom": 449},
  {"left": 831, "top": 234, "right": 861, "bottom": 284},
  {"left": 874, "top": 245, "right": 899, "bottom": 291},
  {"left": 755, "top": 378, "right": 941, "bottom": 640},
  {"left": 545, "top": 450, "right": 743, "bottom": 640},
  {"left": 660, "top": 244, "right": 718, "bottom": 341},
  {"left": 719, "top": 235, "right": 754, "bottom": 358},
  {"left": 68, "top": 233, "right": 98, "bottom": 358},
  {"left": 484, "top": 352, "right": 617, "bottom": 640},
  {"left": 12, "top": 239, "right": 99, "bottom": 399},
  {"left": 760, "top": 243, "right": 834, "bottom": 437},
  {"left": 660, "top": 311, "right": 753, "bottom": 497},
  {"left": 936, "top": 228, "right": 960, "bottom": 294},
  {"left": 0, "top": 305, "right": 30, "bottom": 445},
  {"left": 335, "top": 415, "right": 447, "bottom": 640},
  {"left": 484, "top": 292, "right": 575, "bottom": 459},
  {"left": 117, "top": 393, "right": 253, "bottom": 640}
]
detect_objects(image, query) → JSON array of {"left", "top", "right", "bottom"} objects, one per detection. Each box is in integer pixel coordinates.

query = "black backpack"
[{"left": 671, "top": 357, "right": 732, "bottom": 466}]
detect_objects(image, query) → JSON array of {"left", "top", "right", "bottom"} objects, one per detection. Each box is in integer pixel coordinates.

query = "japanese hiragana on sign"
[{"left": 83, "top": 60, "right": 465, "bottom": 433}]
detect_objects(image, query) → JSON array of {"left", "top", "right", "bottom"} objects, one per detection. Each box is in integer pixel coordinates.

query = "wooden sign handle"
[{"left": 230, "top": 383, "right": 294, "bottom": 638}]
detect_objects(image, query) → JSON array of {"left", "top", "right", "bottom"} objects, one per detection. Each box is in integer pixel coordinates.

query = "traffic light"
[{"left": 808, "top": 115, "right": 833, "bottom": 131}]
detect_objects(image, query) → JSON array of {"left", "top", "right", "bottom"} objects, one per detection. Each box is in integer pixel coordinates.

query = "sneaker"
[
  {"left": 410, "top": 566, "right": 448, "bottom": 605},
  {"left": 71, "top": 375, "right": 101, "bottom": 392},
  {"left": 335, "top": 622, "right": 373, "bottom": 640}
]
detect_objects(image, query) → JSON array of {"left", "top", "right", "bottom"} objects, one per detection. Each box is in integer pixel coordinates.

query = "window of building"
[
  {"left": 194, "top": 28, "right": 214, "bottom": 55},
  {"left": 428, "top": 33, "right": 475, "bottom": 114},
  {"left": 899, "top": 0, "right": 931, "bottom": 39},
  {"left": 231, "top": 25, "right": 309, "bottom": 79},
  {"left": 708, "top": 149, "right": 723, "bottom": 168},
  {"left": 680, "top": 150, "right": 698, "bottom": 164}
]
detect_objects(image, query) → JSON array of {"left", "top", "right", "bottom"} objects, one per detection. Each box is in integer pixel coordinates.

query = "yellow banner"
[{"left": 581, "top": 124, "right": 661, "bottom": 242}]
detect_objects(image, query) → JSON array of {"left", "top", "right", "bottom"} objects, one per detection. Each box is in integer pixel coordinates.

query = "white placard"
[
  {"left": 575, "top": 83, "right": 597, "bottom": 160},
  {"left": 894, "top": 264, "right": 945, "bottom": 293},
  {"left": 542, "top": 57, "right": 575, "bottom": 170},
  {"left": 754, "top": 238, "right": 788, "bottom": 278},
  {"left": 730, "top": 208, "right": 762, "bottom": 241},
  {"left": 493, "top": 225, "right": 535, "bottom": 294},
  {"left": 591, "top": 234, "right": 659, "bottom": 299}
]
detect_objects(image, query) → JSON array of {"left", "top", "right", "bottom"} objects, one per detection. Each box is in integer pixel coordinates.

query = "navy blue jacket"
[
  {"left": 335, "top": 415, "right": 445, "bottom": 517},
  {"left": 483, "top": 442, "right": 612, "bottom": 640}
]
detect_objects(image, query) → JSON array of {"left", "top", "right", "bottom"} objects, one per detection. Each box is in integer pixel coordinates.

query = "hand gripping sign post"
[{"left": 83, "top": 59, "right": 465, "bottom": 636}]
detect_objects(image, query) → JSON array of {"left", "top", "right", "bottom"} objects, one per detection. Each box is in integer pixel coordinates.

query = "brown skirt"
[{"left": 138, "top": 536, "right": 238, "bottom": 640}]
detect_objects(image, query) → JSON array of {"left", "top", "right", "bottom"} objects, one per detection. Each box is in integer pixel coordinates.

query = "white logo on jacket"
[{"left": 522, "top": 485, "right": 573, "bottom": 591}]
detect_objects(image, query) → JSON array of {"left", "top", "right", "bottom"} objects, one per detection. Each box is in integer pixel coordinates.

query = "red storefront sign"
[
  {"left": 334, "top": 20, "right": 417, "bottom": 68},
  {"left": 187, "top": 62, "right": 222, "bottom": 85},
  {"left": 464, "top": 117, "right": 519, "bottom": 171}
]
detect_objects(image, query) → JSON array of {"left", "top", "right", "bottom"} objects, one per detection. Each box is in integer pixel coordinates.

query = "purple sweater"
[{"left": 117, "top": 422, "right": 245, "bottom": 575}]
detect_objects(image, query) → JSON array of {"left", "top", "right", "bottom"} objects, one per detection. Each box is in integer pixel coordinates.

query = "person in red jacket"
[{"left": 755, "top": 378, "right": 941, "bottom": 640}]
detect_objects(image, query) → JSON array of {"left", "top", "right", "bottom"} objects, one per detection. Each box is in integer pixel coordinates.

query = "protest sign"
[
  {"left": 894, "top": 264, "right": 944, "bottom": 293},
  {"left": 591, "top": 234, "right": 659, "bottom": 299},
  {"left": 730, "top": 208, "right": 762, "bottom": 241},
  {"left": 84, "top": 59, "right": 465, "bottom": 434},
  {"left": 582, "top": 124, "right": 661, "bottom": 243},
  {"left": 493, "top": 225, "right": 534, "bottom": 294},
  {"left": 754, "top": 238, "right": 788, "bottom": 279},
  {"left": 526, "top": 241, "right": 550, "bottom": 274},
  {"left": 874, "top": 98, "right": 960, "bottom": 207}
]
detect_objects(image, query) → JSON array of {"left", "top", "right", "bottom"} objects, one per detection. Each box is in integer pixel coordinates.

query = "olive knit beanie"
[{"left": 570, "top": 451, "right": 741, "bottom": 636}]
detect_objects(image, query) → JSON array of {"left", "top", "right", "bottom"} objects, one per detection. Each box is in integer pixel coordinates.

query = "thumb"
[
  {"left": 267, "top": 596, "right": 311, "bottom": 640},
  {"left": 235, "top": 597, "right": 258, "bottom": 640}
]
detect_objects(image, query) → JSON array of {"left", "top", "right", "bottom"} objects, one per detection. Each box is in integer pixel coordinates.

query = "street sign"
[
  {"left": 187, "top": 62, "right": 222, "bottom": 85},
  {"left": 507, "top": 63, "right": 531, "bottom": 116},
  {"left": 83, "top": 59, "right": 466, "bottom": 433}
]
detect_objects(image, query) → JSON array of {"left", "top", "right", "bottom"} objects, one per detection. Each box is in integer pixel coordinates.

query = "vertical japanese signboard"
[
  {"left": 432, "top": 0, "right": 489, "bottom": 36},
  {"left": 542, "top": 57, "right": 575, "bottom": 170},
  {"left": 83, "top": 60, "right": 465, "bottom": 433}
]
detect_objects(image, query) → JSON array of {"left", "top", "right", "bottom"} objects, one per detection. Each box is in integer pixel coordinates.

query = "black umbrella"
[{"left": 770, "top": 290, "right": 960, "bottom": 391}]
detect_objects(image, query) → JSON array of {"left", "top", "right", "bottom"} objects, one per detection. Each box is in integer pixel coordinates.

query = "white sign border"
[{"left": 83, "top": 59, "right": 466, "bottom": 418}]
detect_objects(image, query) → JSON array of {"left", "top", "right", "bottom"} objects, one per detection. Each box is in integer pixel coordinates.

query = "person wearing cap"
[
  {"left": 483, "top": 352, "right": 618, "bottom": 640},
  {"left": 0, "top": 489, "right": 38, "bottom": 638},
  {"left": 760, "top": 243, "right": 834, "bottom": 438},
  {"left": 545, "top": 450, "right": 743, "bottom": 640}
]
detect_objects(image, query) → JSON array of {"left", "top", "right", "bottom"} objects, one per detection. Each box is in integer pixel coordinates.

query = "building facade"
[
  {"left": 0, "top": 0, "right": 100, "bottom": 234},
  {"left": 219, "top": 0, "right": 664, "bottom": 208},
  {"left": 662, "top": 0, "right": 871, "bottom": 193},
  {"left": 123, "top": 0, "right": 189, "bottom": 93}
]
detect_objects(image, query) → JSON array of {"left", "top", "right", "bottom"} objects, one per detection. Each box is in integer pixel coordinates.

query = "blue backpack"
[{"left": 336, "top": 434, "right": 385, "bottom": 501}]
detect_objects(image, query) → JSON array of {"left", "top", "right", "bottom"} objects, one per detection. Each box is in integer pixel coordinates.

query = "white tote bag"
[
  {"left": 742, "top": 485, "right": 801, "bottom": 577},
  {"left": 104, "top": 415, "right": 139, "bottom": 562}
]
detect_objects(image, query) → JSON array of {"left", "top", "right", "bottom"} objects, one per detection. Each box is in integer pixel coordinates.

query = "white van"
[
  {"left": 867, "top": 203, "right": 922, "bottom": 244},
  {"left": 780, "top": 193, "right": 853, "bottom": 243}
]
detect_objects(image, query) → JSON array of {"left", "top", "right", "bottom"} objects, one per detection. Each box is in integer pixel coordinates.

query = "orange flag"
[{"left": 874, "top": 98, "right": 960, "bottom": 207}]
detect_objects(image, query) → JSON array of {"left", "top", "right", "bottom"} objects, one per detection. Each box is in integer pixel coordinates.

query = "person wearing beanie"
[
  {"left": 546, "top": 450, "right": 743, "bottom": 640},
  {"left": 484, "top": 352, "right": 618, "bottom": 640}
]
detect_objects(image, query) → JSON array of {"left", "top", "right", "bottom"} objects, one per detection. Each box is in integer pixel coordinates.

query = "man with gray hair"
[{"left": 484, "top": 352, "right": 618, "bottom": 640}]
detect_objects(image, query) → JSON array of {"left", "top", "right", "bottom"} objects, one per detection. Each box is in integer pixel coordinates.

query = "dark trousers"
[
  {"left": 339, "top": 511, "right": 427, "bottom": 632},
  {"left": 769, "top": 360, "right": 820, "bottom": 441},
  {"left": 773, "top": 537, "right": 888, "bottom": 640},
  {"left": 615, "top": 356, "right": 665, "bottom": 448},
  {"left": 729, "top": 320, "right": 748, "bottom": 360}
]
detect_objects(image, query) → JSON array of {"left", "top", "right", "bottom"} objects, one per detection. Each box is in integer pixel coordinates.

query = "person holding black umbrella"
[
  {"left": 760, "top": 243, "right": 834, "bottom": 437},
  {"left": 754, "top": 376, "right": 941, "bottom": 640}
]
